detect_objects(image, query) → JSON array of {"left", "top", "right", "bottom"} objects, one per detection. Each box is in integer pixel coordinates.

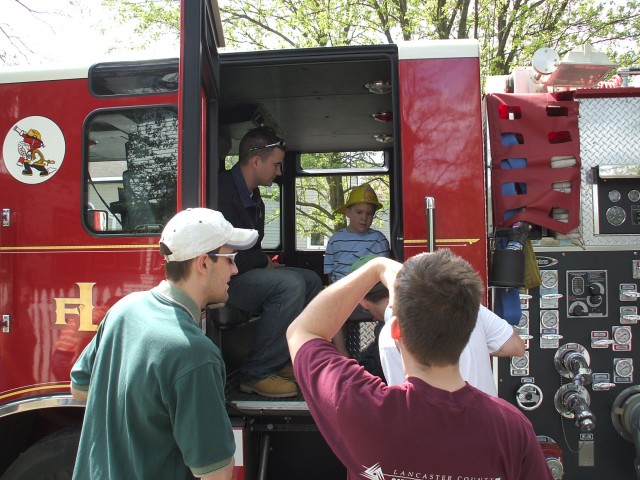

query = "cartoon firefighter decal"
[
  {"left": 3, "top": 115, "right": 65, "bottom": 184},
  {"left": 13, "top": 125, "right": 56, "bottom": 176}
]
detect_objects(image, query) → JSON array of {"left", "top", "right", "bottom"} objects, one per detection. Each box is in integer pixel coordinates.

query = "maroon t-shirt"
[{"left": 295, "top": 339, "right": 553, "bottom": 480}]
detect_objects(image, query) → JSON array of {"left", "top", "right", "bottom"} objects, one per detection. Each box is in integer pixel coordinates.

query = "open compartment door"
[{"left": 179, "top": 0, "right": 224, "bottom": 208}]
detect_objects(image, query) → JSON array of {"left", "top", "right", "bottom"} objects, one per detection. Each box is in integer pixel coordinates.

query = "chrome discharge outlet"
[
  {"left": 553, "top": 344, "right": 596, "bottom": 432},
  {"left": 554, "top": 343, "right": 592, "bottom": 387},
  {"left": 554, "top": 384, "right": 595, "bottom": 432}
]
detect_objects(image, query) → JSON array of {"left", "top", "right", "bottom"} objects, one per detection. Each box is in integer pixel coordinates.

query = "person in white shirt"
[{"left": 379, "top": 303, "right": 524, "bottom": 395}]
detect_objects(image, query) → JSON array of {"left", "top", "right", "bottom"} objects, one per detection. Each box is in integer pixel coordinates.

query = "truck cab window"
[
  {"left": 294, "top": 150, "right": 390, "bottom": 252},
  {"left": 84, "top": 106, "right": 178, "bottom": 234},
  {"left": 89, "top": 59, "right": 179, "bottom": 97}
]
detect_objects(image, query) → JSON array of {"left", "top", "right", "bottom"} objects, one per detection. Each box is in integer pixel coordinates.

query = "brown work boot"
[
  {"left": 278, "top": 363, "right": 295, "bottom": 382},
  {"left": 240, "top": 376, "right": 298, "bottom": 398}
]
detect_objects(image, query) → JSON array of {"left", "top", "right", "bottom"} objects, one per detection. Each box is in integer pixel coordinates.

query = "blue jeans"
[{"left": 226, "top": 266, "right": 323, "bottom": 384}]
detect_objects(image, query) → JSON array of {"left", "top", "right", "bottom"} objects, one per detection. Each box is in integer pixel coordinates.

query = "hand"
[{"left": 377, "top": 258, "right": 402, "bottom": 307}]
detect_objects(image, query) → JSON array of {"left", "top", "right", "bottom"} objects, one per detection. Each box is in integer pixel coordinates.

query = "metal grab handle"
[{"left": 425, "top": 196, "right": 436, "bottom": 253}]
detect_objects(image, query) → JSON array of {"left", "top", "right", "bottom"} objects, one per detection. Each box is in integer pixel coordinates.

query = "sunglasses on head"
[{"left": 247, "top": 139, "right": 286, "bottom": 153}]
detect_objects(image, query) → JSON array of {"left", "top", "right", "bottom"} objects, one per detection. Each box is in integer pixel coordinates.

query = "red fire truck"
[{"left": 1, "top": 0, "right": 639, "bottom": 478}]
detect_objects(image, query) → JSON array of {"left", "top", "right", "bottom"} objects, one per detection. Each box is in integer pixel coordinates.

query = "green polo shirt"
[{"left": 71, "top": 281, "right": 234, "bottom": 479}]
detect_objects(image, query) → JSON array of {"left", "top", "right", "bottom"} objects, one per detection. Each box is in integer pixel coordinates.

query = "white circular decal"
[{"left": 3, "top": 116, "right": 65, "bottom": 184}]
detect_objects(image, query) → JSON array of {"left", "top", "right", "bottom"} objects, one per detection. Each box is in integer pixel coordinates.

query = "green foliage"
[
  {"left": 102, "top": 0, "right": 640, "bottom": 74},
  {"left": 102, "top": 0, "right": 180, "bottom": 48},
  {"left": 99, "top": 0, "right": 640, "bottom": 242},
  {"left": 477, "top": 0, "right": 640, "bottom": 76}
]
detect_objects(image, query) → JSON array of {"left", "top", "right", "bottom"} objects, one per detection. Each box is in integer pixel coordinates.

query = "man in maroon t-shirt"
[{"left": 286, "top": 250, "right": 553, "bottom": 480}]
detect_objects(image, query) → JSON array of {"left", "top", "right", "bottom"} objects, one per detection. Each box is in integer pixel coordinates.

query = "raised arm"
[{"left": 286, "top": 257, "right": 401, "bottom": 363}]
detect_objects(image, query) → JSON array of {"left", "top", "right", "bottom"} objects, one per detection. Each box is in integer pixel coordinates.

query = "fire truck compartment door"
[{"left": 180, "top": 0, "right": 223, "bottom": 209}]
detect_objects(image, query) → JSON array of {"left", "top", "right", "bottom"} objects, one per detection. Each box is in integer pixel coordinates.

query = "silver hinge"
[
  {"left": 2, "top": 315, "right": 10, "bottom": 333},
  {"left": 2, "top": 209, "right": 9, "bottom": 227}
]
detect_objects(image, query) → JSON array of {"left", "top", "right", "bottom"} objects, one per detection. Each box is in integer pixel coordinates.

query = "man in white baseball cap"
[{"left": 71, "top": 208, "right": 258, "bottom": 480}]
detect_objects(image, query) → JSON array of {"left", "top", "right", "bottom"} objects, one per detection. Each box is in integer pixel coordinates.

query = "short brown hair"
[
  {"left": 238, "top": 127, "right": 284, "bottom": 165},
  {"left": 394, "top": 249, "right": 482, "bottom": 367}
]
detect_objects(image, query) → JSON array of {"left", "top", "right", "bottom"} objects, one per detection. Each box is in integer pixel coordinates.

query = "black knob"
[
  {"left": 572, "top": 304, "right": 586, "bottom": 316},
  {"left": 589, "top": 295, "right": 602, "bottom": 306}
]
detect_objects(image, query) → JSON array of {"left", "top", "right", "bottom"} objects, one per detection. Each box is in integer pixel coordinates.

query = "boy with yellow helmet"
[
  {"left": 325, "top": 183, "right": 390, "bottom": 282},
  {"left": 324, "top": 183, "right": 391, "bottom": 355}
]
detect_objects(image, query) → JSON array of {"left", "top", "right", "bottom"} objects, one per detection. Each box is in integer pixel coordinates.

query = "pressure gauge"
[
  {"left": 512, "top": 355, "right": 529, "bottom": 370},
  {"left": 614, "top": 327, "right": 632, "bottom": 345},
  {"left": 615, "top": 359, "right": 633, "bottom": 377},
  {"left": 518, "top": 312, "right": 529, "bottom": 328},
  {"left": 541, "top": 270, "right": 558, "bottom": 288},
  {"left": 541, "top": 311, "right": 559, "bottom": 329},
  {"left": 608, "top": 190, "right": 622, "bottom": 202},
  {"left": 629, "top": 190, "right": 640, "bottom": 203},
  {"left": 606, "top": 206, "right": 626, "bottom": 226}
]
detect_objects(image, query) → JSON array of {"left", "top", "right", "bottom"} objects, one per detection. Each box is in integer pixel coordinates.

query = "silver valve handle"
[
  {"left": 593, "top": 382, "right": 617, "bottom": 391},
  {"left": 623, "top": 291, "right": 640, "bottom": 299},
  {"left": 542, "top": 293, "right": 564, "bottom": 300},
  {"left": 542, "top": 334, "right": 564, "bottom": 340},
  {"left": 592, "top": 339, "right": 614, "bottom": 347}
]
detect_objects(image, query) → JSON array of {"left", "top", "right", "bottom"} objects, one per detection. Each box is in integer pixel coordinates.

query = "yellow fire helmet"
[
  {"left": 27, "top": 129, "right": 42, "bottom": 141},
  {"left": 334, "top": 183, "right": 383, "bottom": 215}
]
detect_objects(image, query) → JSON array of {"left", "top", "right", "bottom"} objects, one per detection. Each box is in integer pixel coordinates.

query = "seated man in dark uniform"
[{"left": 218, "top": 127, "right": 323, "bottom": 398}]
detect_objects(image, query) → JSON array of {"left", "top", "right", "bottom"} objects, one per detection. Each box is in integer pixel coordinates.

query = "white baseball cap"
[{"left": 160, "top": 208, "right": 259, "bottom": 262}]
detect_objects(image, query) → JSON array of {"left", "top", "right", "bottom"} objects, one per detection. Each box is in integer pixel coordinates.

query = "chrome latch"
[
  {"left": 2, "top": 209, "right": 9, "bottom": 227},
  {"left": 2, "top": 315, "right": 10, "bottom": 333}
]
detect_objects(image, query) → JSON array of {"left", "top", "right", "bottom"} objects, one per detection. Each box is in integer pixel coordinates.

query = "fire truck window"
[
  {"left": 84, "top": 106, "right": 178, "bottom": 234},
  {"left": 89, "top": 59, "right": 179, "bottom": 97},
  {"left": 293, "top": 174, "right": 390, "bottom": 252},
  {"left": 299, "top": 151, "right": 386, "bottom": 171}
]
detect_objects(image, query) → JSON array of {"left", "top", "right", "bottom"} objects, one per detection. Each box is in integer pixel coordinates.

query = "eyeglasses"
[
  {"left": 208, "top": 252, "right": 237, "bottom": 264},
  {"left": 247, "top": 139, "right": 286, "bottom": 153}
]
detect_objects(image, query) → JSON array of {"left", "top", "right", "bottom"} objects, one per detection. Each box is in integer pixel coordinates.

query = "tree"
[
  {"left": 476, "top": 0, "right": 640, "bottom": 76},
  {"left": 102, "top": 0, "right": 640, "bottom": 78},
  {"left": 100, "top": 0, "right": 640, "bottom": 239},
  {"left": 102, "top": 0, "right": 179, "bottom": 51}
]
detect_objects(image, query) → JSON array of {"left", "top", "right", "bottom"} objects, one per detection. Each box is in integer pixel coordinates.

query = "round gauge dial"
[
  {"left": 541, "top": 311, "right": 559, "bottom": 328},
  {"left": 629, "top": 190, "right": 640, "bottom": 203},
  {"left": 608, "top": 190, "right": 622, "bottom": 202},
  {"left": 615, "top": 359, "right": 633, "bottom": 377},
  {"left": 518, "top": 312, "right": 529, "bottom": 328},
  {"left": 511, "top": 355, "right": 529, "bottom": 369},
  {"left": 614, "top": 328, "right": 632, "bottom": 345},
  {"left": 541, "top": 270, "right": 558, "bottom": 288},
  {"left": 606, "top": 206, "right": 626, "bottom": 226}
]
